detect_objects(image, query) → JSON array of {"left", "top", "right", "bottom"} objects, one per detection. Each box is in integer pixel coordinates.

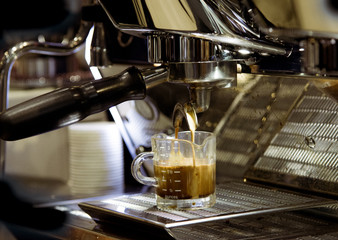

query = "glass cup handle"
[{"left": 131, "top": 152, "right": 157, "bottom": 187}]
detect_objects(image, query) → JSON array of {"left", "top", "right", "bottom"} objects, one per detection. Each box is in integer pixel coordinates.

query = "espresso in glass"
[{"left": 131, "top": 131, "right": 216, "bottom": 210}]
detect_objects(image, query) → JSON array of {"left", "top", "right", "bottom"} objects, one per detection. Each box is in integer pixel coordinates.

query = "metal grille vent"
[
  {"left": 246, "top": 85, "right": 338, "bottom": 196},
  {"left": 214, "top": 77, "right": 307, "bottom": 177}
]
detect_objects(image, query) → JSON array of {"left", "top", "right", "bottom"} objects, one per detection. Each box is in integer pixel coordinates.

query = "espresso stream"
[
  {"left": 174, "top": 103, "right": 197, "bottom": 165},
  {"left": 155, "top": 103, "right": 215, "bottom": 200}
]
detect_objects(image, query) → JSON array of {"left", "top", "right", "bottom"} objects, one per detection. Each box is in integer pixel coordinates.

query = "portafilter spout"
[{"left": 168, "top": 61, "right": 237, "bottom": 113}]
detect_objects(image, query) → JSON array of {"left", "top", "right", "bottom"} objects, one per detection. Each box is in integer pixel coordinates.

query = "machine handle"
[{"left": 0, "top": 66, "right": 146, "bottom": 140}]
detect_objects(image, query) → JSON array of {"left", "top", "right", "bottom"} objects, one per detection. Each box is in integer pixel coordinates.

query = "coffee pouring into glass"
[{"left": 131, "top": 102, "right": 217, "bottom": 210}]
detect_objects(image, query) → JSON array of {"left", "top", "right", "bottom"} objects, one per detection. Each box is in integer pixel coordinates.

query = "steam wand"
[{"left": 0, "top": 66, "right": 168, "bottom": 141}]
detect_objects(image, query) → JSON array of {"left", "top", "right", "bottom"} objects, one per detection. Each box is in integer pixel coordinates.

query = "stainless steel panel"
[
  {"left": 214, "top": 76, "right": 308, "bottom": 178},
  {"left": 245, "top": 84, "right": 338, "bottom": 196}
]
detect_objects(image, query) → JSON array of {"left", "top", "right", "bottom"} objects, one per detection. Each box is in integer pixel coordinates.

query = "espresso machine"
[{"left": 0, "top": 0, "right": 338, "bottom": 239}]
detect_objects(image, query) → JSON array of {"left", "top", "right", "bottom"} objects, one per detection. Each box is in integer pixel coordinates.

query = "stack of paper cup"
[{"left": 68, "top": 121, "right": 124, "bottom": 195}]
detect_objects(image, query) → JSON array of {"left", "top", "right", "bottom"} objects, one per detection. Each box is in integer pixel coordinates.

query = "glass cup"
[{"left": 131, "top": 131, "right": 216, "bottom": 210}]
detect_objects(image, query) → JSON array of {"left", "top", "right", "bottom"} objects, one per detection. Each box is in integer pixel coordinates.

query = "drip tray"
[{"left": 79, "top": 181, "right": 337, "bottom": 229}]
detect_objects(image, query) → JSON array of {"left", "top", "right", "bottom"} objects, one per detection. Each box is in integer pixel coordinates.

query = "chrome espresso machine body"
[{"left": 0, "top": 0, "right": 338, "bottom": 239}]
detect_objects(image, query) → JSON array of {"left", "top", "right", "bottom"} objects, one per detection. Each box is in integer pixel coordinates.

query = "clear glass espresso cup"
[{"left": 131, "top": 131, "right": 216, "bottom": 210}]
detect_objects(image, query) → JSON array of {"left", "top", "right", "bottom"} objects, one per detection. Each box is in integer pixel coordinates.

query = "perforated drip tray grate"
[
  {"left": 167, "top": 210, "right": 338, "bottom": 240},
  {"left": 79, "top": 181, "right": 337, "bottom": 229}
]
